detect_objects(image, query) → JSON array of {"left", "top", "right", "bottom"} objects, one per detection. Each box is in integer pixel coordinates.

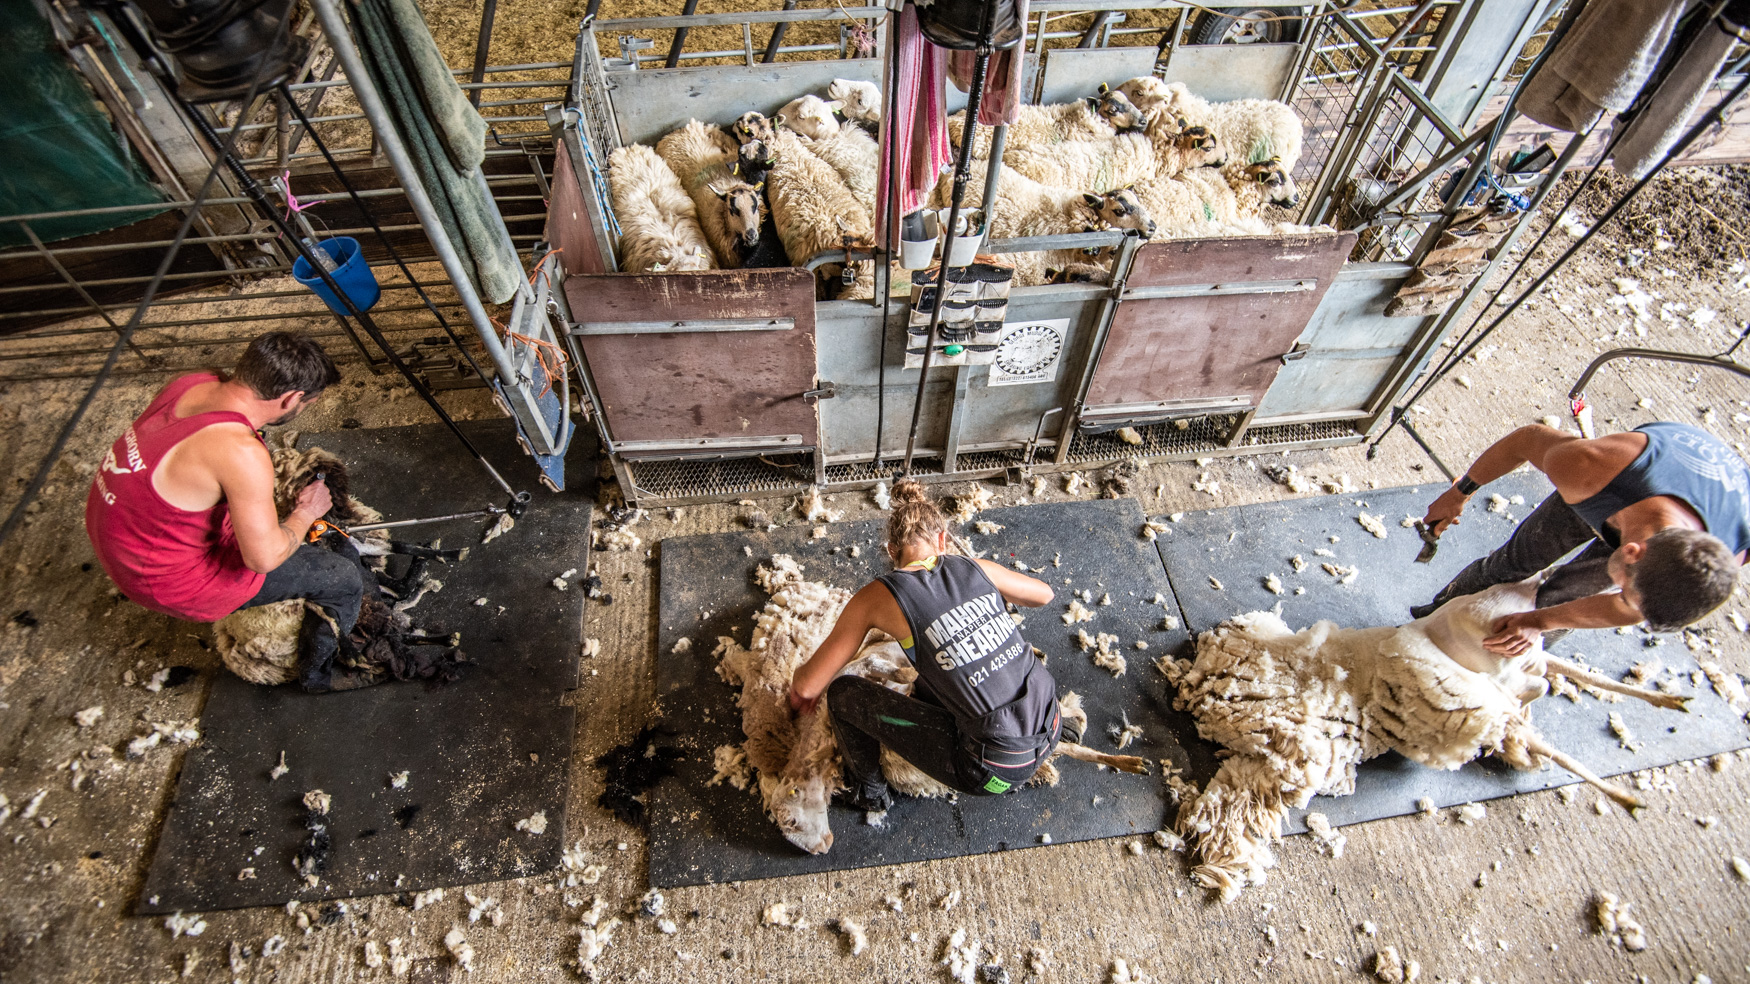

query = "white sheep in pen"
[
  {"left": 776, "top": 94, "right": 843, "bottom": 140},
  {"left": 948, "top": 90, "right": 1148, "bottom": 159},
  {"left": 1160, "top": 574, "right": 1684, "bottom": 902},
  {"left": 1111, "top": 76, "right": 1172, "bottom": 114},
  {"left": 1135, "top": 158, "right": 1303, "bottom": 239},
  {"left": 930, "top": 160, "right": 1157, "bottom": 286},
  {"left": 1001, "top": 114, "right": 1225, "bottom": 195},
  {"left": 714, "top": 555, "right": 1145, "bottom": 854},
  {"left": 606, "top": 145, "right": 715, "bottom": 273},
  {"left": 765, "top": 129, "right": 876, "bottom": 299},
  {"left": 655, "top": 120, "right": 767, "bottom": 268},
  {"left": 797, "top": 119, "right": 879, "bottom": 211},
  {"left": 828, "top": 78, "right": 882, "bottom": 125},
  {"left": 1156, "top": 81, "right": 1305, "bottom": 174}
]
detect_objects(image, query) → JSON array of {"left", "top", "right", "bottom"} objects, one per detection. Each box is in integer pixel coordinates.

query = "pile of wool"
[{"left": 1161, "top": 577, "right": 1655, "bottom": 901}]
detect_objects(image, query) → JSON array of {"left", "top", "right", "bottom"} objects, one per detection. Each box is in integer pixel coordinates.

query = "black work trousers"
[
  {"left": 827, "top": 675, "right": 1045, "bottom": 797},
  {"left": 236, "top": 539, "right": 376, "bottom": 691},
  {"left": 1418, "top": 491, "right": 1617, "bottom": 617}
]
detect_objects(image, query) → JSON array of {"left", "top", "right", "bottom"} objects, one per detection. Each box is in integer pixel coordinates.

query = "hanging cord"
[
  {"left": 279, "top": 84, "right": 495, "bottom": 387},
  {"left": 0, "top": 5, "right": 296, "bottom": 550},
  {"left": 1370, "top": 11, "right": 1747, "bottom": 455}
]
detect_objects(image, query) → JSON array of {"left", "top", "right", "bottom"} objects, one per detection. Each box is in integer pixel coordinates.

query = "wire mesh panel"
[
  {"left": 1334, "top": 81, "right": 1460, "bottom": 262},
  {"left": 1288, "top": 11, "right": 1373, "bottom": 190}
]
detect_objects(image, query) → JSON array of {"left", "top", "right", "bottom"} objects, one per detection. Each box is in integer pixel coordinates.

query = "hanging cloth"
[
  {"left": 1611, "top": 12, "right": 1741, "bottom": 179},
  {"left": 946, "top": 0, "right": 1030, "bottom": 126},
  {"left": 1518, "top": 0, "right": 1690, "bottom": 133},
  {"left": 876, "top": 5, "right": 952, "bottom": 237},
  {"left": 351, "top": 0, "right": 522, "bottom": 304}
]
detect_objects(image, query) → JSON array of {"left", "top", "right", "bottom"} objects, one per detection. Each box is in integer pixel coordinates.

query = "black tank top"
[
  {"left": 1571, "top": 422, "right": 1750, "bottom": 556},
  {"left": 876, "top": 554, "right": 1059, "bottom": 746}
]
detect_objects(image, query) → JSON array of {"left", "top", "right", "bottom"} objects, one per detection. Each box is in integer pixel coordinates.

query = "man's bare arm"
[
  {"left": 1425, "top": 425, "right": 1579, "bottom": 534},
  {"left": 214, "top": 431, "right": 328, "bottom": 573},
  {"left": 1482, "top": 592, "right": 1641, "bottom": 655}
]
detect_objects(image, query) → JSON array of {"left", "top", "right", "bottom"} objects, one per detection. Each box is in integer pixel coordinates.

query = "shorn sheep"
[
  {"left": 213, "top": 446, "right": 467, "bottom": 688},
  {"left": 606, "top": 145, "right": 714, "bottom": 273},
  {"left": 948, "top": 90, "right": 1148, "bottom": 159},
  {"left": 765, "top": 129, "right": 875, "bottom": 298},
  {"left": 655, "top": 120, "right": 769, "bottom": 269},
  {"left": 1160, "top": 574, "right": 1680, "bottom": 902},
  {"left": 713, "top": 555, "right": 1145, "bottom": 854}
]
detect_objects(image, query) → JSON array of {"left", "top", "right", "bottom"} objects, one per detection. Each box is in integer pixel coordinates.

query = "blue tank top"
[
  {"left": 876, "top": 554, "right": 1059, "bottom": 745},
  {"left": 1570, "top": 422, "right": 1750, "bottom": 556}
]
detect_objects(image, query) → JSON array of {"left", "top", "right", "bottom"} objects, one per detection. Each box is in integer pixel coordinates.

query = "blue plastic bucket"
[{"left": 292, "top": 237, "right": 380, "bottom": 316}]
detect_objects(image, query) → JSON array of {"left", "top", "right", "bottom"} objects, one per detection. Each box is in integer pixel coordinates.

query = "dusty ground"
[{"left": 4, "top": 145, "right": 1750, "bottom": 984}]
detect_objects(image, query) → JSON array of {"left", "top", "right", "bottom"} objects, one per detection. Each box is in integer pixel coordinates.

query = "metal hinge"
[
  {"left": 803, "top": 382, "right": 837, "bottom": 402},
  {"left": 1281, "top": 343, "right": 1312, "bottom": 364}
]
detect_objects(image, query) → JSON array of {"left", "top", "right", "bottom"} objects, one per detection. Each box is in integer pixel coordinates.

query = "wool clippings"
[
  {"left": 73, "top": 706, "right": 103, "bottom": 728},
  {"left": 163, "top": 912, "right": 207, "bottom": 939},
  {"left": 831, "top": 917, "right": 869, "bottom": 956},
  {"left": 444, "top": 928, "right": 475, "bottom": 972},
  {"left": 1371, "top": 946, "right": 1419, "bottom": 983},
  {"left": 1455, "top": 802, "right": 1486, "bottom": 825},
  {"left": 514, "top": 811, "right": 548, "bottom": 835},
  {"left": 269, "top": 751, "right": 289, "bottom": 781},
  {"left": 1061, "top": 600, "right": 1095, "bottom": 625},
  {"left": 1595, "top": 892, "right": 1647, "bottom": 951},
  {"left": 1304, "top": 812, "right": 1346, "bottom": 858},
  {"left": 1356, "top": 513, "right": 1389, "bottom": 539}
]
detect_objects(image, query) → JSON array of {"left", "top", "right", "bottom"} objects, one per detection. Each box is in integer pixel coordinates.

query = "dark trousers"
[
  {"left": 827, "top": 675, "right": 1044, "bottom": 797},
  {"left": 1420, "top": 492, "right": 1618, "bottom": 617},
  {"left": 237, "top": 540, "right": 375, "bottom": 690}
]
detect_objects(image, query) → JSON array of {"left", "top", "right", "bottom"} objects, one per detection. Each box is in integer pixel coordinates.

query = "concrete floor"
[{"left": 2, "top": 205, "right": 1750, "bottom": 983}]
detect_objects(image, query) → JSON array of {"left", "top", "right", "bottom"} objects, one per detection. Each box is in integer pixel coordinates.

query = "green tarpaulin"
[{"left": 0, "top": 4, "right": 166, "bottom": 248}]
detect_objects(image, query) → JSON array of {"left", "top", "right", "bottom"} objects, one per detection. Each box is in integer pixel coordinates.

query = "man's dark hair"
[
  {"left": 233, "top": 332, "right": 341, "bottom": 400},
  {"left": 1632, "top": 528, "right": 1739, "bottom": 631}
]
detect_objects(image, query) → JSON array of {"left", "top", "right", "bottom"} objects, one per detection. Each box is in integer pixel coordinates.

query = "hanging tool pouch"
[{"left": 914, "top": 0, "right": 1024, "bottom": 49}]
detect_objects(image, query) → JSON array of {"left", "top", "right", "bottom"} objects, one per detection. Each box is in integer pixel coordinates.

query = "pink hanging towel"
[
  {"left": 876, "top": 5, "right": 951, "bottom": 243},
  {"left": 946, "top": 0, "right": 1029, "bottom": 126}
]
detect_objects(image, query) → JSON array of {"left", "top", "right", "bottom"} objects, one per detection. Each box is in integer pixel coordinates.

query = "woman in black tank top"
[{"left": 788, "top": 481, "right": 1062, "bottom": 811}]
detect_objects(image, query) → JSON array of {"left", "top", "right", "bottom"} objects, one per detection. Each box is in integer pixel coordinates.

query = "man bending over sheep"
[
  {"left": 1416, "top": 420, "right": 1746, "bottom": 653},
  {"left": 788, "top": 480, "right": 1063, "bottom": 811},
  {"left": 86, "top": 332, "right": 374, "bottom": 692}
]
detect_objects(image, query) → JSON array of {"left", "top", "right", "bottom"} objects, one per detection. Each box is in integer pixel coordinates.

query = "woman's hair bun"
[{"left": 890, "top": 479, "right": 931, "bottom": 505}]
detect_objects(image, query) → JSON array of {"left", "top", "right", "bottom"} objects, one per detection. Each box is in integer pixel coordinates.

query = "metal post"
[
  {"left": 469, "top": 0, "right": 499, "bottom": 108},
  {"left": 666, "top": 0, "right": 702, "bottom": 68},
  {"left": 982, "top": 125, "right": 1007, "bottom": 209},
  {"left": 764, "top": 0, "right": 800, "bottom": 63},
  {"left": 305, "top": 0, "right": 523, "bottom": 388},
  {"left": 1079, "top": 11, "right": 1112, "bottom": 47},
  {"left": 903, "top": 42, "right": 992, "bottom": 475}
]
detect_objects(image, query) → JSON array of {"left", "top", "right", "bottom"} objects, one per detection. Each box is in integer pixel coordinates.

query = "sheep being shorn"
[
  {"left": 765, "top": 129, "right": 875, "bottom": 298},
  {"left": 714, "top": 556, "right": 1146, "bottom": 853},
  {"left": 607, "top": 145, "right": 715, "bottom": 273},
  {"left": 213, "top": 447, "right": 467, "bottom": 688},
  {"left": 1161, "top": 576, "right": 1676, "bottom": 901}
]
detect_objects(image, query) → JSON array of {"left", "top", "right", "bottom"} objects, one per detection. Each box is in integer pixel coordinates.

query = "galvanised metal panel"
[
  {"left": 1255, "top": 262, "right": 1424, "bottom": 418},
  {"left": 606, "top": 59, "right": 882, "bottom": 146},
  {"left": 1036, "top": 46, "right": 1160, "bottom": 105},
  {"left": 1160, "top": 43, "right": 1300, "bottom": 103},
  {"left": 814, "top": 287, "right": 1107, "bottom": 461}
]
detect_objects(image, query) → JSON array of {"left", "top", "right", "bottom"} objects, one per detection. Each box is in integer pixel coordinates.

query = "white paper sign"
[{"left": 987, "top": 318, "right": 1068, "bottom": 387}]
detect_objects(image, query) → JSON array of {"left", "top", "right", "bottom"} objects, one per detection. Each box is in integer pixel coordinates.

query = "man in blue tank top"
[{"left": 1415, "top": 421, "right": 1746, "bottom": 655}]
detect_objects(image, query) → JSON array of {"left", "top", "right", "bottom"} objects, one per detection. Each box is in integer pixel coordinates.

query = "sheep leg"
[
  {"left": 1543, "top": 657, "right": 1691, "bottom": 711},
  {"left": 1053, "top": 742, "right": 1150, "bottom": 775},
  {"left": 387, "top": 541, "right": 470, "bottom": 563},
  {"left": 1519, "top": 734, "right": 1644, "bottom": 809}
]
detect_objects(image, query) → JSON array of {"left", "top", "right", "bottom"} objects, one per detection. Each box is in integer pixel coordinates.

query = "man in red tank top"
[{"left": 86, "top": 332, "right": 373, "bottom": 692}]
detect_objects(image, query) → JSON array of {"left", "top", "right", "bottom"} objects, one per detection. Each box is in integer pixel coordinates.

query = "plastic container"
[
  {"left": 292, "top": 236, "right": 380, "bottom": 316},
  {"left": 899, "top": 210, "right": 940, "bottom": 269},
  {"left": 943, "top": 208, "right": 985, "bottom": 267}
]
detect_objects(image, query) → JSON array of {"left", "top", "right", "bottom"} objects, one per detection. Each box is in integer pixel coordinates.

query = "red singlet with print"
[{"left": 85, "top": 373, "right": 266, "bottom": 621}]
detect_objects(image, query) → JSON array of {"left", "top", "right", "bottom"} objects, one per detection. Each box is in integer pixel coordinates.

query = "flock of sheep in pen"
[{"left": 606, "top": 75, "right": 1313, "bottom": 296}]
